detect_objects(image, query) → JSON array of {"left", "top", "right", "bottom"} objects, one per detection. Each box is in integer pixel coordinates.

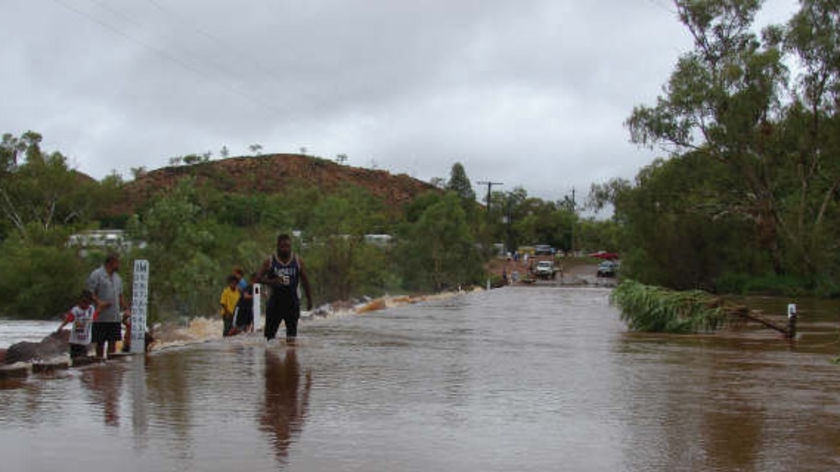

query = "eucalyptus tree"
[
  {"left": 778, "top": 0, "right": 840, "bottom": 278},
  {"left": 485, "top": 187, "right": 528, "bottom": 251},
  {"left": 626, "top": 0, "right": 838, "bottom": 279},
  {"left": 512, "top": 197, "right": 574, "bottom": 251},
  {"left": 397, "top": 192, "right": 483, "bottom": 291},
  {"left": 127, "top": 179, "right": 243, "bottom": 319},
  {"left": 446, "top": 162, "right": 476, "bottom": 202},
  {"left": 303, "top": 185, "right": 391, "bottom": 302},
  {"left": 0, "top": 131, "right": 104, "bottom": 317},
  {"left": 613, "top": 153, "right": 761, "bottom": 289},
  {"left": 0, "top": 131, "right": 98, "bottom": 240},
  {"left": 446, "top": 162, "right": 481, "bottom": 228},
  {"left": 308, "top": 185, "right": 387, "bottom": 237}
]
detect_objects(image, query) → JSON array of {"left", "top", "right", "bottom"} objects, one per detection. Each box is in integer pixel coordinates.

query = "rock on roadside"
[{"left": 4, "top": 330, "right": 69, "bottom": 364}]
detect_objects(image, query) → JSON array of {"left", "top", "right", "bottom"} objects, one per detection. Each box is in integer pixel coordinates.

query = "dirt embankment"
[{"left": 105, "top": 153, "right": 439, "bottom": 216}]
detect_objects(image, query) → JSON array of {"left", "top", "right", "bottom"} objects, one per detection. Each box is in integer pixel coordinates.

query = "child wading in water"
[
  {"left": 230, "top": 272, "right": 256, "bottom": 335},
  {"left": 121, "top": 311, "right": 154, "bottom": 353},
  {"left": 56, "top": 290, "right": 97, "bottom": 358},
  {"left": 220, "top": 274, "right": 240, "bottom": 337}
]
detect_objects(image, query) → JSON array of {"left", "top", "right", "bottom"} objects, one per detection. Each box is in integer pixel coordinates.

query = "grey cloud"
[{"left": 0, "top": 0, "right": 799, "bottom": 203}]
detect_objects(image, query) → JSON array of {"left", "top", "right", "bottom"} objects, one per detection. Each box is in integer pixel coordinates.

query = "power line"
[
  {"left": 50, "top": 0, "right": 291, "bottom": 117},
  {"left": 139, "top": 0, "right": 327, "bottom": 117},
  {"left": 641, "top": 0, "right": 676, "bottom": 15},
  {"left": 91, "top": 0, "right": 272, "bottom": 99},
  {"left": 476, "top": 180, "right": 504, "bottom": 217},
  {"left": 143, "top": 0, "right": 291, "bottom": 87}
]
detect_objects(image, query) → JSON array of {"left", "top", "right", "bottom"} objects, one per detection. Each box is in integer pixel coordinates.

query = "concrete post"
[{"left": 786, "top": 303, "right": 797, "bottom": 339}]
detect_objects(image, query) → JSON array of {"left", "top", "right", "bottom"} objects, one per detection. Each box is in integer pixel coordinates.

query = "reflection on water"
[
  {"left": 616, "top": 327, "right": 840, "bottom": 470},
  {"left": 260, "top": 348, "right": 311, "bottom": 463},
  {"left": 0, "top": 288, "right": 839, "bottom": 471},
  {"left": 81, "top": 362, "right": 125, "bottom": 427}
]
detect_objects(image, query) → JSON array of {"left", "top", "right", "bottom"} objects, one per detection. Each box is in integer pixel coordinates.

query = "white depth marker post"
[
  {"left": 130, "top": 260, "right": 150, "bottom": 354},
  {"left": 786, "top": 302, "right": 797, "bottom": 339},
  {"left": 252, "top": 283, "right": 262, "bottom": 333}
]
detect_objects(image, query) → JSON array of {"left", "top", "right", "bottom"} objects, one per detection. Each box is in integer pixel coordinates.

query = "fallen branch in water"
[
  {"left": 726, "top": 305, "right": 789, "bottom": 335},
  {"left": 611, "top": 280, "right": 790, "bottom": 335}
]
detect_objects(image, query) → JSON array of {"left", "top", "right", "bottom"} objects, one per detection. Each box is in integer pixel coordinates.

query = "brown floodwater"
[{"left": 1, "top": 287, "right": 838, "bottom": 471}]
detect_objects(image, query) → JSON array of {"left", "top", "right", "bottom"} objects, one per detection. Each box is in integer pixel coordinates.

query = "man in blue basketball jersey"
[{"left": 257, "top": 234, "right": 313, "bottom": 341}]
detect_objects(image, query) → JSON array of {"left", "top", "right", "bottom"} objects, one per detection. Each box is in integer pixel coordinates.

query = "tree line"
[
  {"left": 0, "top": 134, "right": 606, "bottom": 321},
  {"left": 591, "top": 0, "right": 840, "bottom": 297}
]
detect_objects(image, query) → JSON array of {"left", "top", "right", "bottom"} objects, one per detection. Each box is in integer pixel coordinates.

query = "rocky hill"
[{"left": 110, "top": 154, "right": 438, "bottom": 215}]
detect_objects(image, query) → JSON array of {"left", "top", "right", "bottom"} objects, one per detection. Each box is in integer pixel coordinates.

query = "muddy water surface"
[{"left": 1, "top": 287, "right": 838, "bottom": 471}]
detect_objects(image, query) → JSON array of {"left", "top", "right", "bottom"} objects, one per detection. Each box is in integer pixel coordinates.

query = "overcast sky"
[{"left": 2, "top": 0, "right": 799, "bottom": 203}]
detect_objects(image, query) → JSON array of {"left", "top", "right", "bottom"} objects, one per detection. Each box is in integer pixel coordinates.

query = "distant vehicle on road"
[
  {"left": 535, "top": 260, "right": 557, "bottom": 280},
  {"left": 534, "top": 244, "right": 554, "bottom": 255},
  {"left": 589, "top": 251, "right": 619, "bottom": 260},
  {"left": 516, "top": 246, "right": 536, "bottom": 257},
  {"left": 597, "top": 260, "right": 619, "bottom": 277}
]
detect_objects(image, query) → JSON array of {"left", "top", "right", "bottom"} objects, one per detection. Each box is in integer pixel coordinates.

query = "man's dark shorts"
[
  {"left": 91, "top": 322, "right": 122, "bottom": 343},
  {"left": 265, "top": 297, "right": 300, "bottom": 339}
]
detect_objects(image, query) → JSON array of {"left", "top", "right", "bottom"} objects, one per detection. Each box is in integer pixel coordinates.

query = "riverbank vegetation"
[
  {"left": 0, "top": 132, "right": 595, "bottom": 321},
  {"left": 611, "top": 279, "right": 797, "bottom": 336},
  {"left": 611, "top": 280, "right": 728, "bottom": 333},
  {"left": 591, "top": 0, "right": 840, "bottom": 298}
]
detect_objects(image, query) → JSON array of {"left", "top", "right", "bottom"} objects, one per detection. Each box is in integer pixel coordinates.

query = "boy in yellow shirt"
[{"left": 220, "top": 275, "right": 240, "bottom": 337}]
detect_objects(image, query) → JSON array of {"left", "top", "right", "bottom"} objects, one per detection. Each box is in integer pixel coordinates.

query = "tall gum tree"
[
  {"left": 781, "top": 0, "right": 840, "bottom": 275},
  {"left": 626, "top": 0, "right": 839, "bottom": 278},
  {"left": 0, "top": 131, "right": 98, "bottom": 239}
]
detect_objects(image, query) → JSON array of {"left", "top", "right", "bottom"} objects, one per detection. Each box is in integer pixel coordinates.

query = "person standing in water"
[
  {"left": 233, "top": 272, "right": 257, "bottom": 334},
  {"left": 220, "top": 275, "right": 240, "bottom": 337},
  {"left": 56, "top": 289, "right": 97, "bottom": 358},
  {"left": 256, "top": 234, "right": 313, "bottom": 341},
  {"left": 87, "top": 254, "right": 127, "bottom": 358}
]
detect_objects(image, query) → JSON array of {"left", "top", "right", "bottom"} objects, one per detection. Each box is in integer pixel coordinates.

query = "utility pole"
[
  {"left": 476, "top": 180, "right": 503, "bottom": 217},
  {"left": 569, "top": 187, "right": 576, "bottom": 255},
  {"left": 505, "top": 193, "right": 514, "bottom": 255}
]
